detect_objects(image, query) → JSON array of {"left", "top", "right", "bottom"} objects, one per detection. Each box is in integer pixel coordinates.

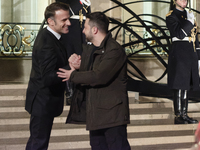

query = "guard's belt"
[
  {"left": 172, "top": 37, "right": 193, "bottom": 42},
  {"left": 70, "top": 15, "right": 86, "bottom": 20}
]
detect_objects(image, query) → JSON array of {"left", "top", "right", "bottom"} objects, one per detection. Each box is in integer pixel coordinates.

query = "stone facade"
[{"left": 197, "top": 0, "right": 200, "bottom": 38}]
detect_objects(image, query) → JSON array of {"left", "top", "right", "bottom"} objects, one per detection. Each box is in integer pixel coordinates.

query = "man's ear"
[
  {"left": 92, "top": 26, "right": 98, "bottom": 34},
  {"left": 47, "top": 18, "right": 54, "bottom": 26}
]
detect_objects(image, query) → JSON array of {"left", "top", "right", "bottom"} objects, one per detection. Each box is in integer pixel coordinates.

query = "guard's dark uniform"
[
  {"left": 166, "top": 8, "right": 200, "bottom": 90},
  {"left": 166, "top": 7, "right": 200, "bottom": 124}
]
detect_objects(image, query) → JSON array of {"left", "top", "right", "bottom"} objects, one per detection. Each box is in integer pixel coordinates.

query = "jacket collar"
[
  {"left": 83, "top": 32, "right": 112, "bottom": 55},
  {"left": 97, "top": 31, "right": 112, "bottom": 50},
  {"left": 173, "top": 8, "right": 186, "bottom": 16},
  {"left": 47, "top": 26, "right": 61, "bottom": 40}
]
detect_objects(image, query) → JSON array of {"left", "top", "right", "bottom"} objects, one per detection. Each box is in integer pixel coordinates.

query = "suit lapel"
[
  {"left": 56, "top": 39, "right": 68, "bottom": 63},
  {"left": 45, "top": 28, "right": 68, "bottom": 65},
  {"left": 58, "top": 37, "right": 68, "bottom": 62}
]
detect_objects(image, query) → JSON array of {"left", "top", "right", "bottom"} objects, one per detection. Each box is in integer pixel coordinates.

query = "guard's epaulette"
[{"left": 166, "top": 10, "right": 173, "bottom": 17}]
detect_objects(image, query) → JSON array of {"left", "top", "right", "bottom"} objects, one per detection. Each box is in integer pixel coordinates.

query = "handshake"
[
  {"left": 187, "top": 11, "right": 195, "bottom": 25},
  {"left": 68, "top": 53, "right": 81, "bottom": 70},
  {"left": 57, "top": 54, "right": 81, "bottom": 82}
]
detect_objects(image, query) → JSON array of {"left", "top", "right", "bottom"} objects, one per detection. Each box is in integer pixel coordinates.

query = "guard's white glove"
[
  {"left": 187, "top": 11, "right": 195, "bottom": 25},
  {"left": 199, "top": 60, "right": 200, "bottom": 69}
]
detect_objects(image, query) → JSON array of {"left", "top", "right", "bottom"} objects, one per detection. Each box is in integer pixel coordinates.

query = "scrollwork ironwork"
[
  {"left": 104, "top": 0, "right": 199, "bottom": 83},
  {"left": 0, "top": 24, "right": 37, "bottom": 56}
]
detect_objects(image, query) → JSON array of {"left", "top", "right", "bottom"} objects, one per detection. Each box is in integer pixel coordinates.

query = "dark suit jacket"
[{"left": 25, "top": 27, "right": 68, "bottom": 117}]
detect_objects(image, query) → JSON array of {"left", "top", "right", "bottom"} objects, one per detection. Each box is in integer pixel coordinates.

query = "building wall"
[
  {"left": 0, "top": 0, "right": 51, "bottom": 23},
  {"left": 0, "top": 0, "right": 199, "bottom": 84},
  {"left": 197, "top": 0, "right": 200, "bottom": 35},
  {"left": 0, "top": 0, "right": 198, "bottom": 27}
]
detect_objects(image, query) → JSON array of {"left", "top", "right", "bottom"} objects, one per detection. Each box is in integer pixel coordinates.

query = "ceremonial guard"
[
  {"left": 166, "top": 0, "right": 200, "bottom": 124},
  {"left": 56, "top": 0, "right": 91, "bottom": 104},
  {"left": 56, "top": 0, "right": 91, "bottom": 56}
]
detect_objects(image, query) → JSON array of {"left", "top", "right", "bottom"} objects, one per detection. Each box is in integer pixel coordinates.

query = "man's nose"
[{"left": 66, "top": 20, "right": 71, "bottom": 26}]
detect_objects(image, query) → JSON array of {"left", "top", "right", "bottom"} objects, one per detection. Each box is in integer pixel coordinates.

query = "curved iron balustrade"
[
  {"left": 0, "top": 0, "right": 199, "bottom": 88},
  {"left": 0, "top": 22, "right": 40, "bottom": 57},
  {"left": 104, "top": 0, "right": 200, "bottom": 84}
]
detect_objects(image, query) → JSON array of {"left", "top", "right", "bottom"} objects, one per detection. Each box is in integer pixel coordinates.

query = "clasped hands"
[{"left": 57, "top": 54, "right": 81, "bottom": 82}]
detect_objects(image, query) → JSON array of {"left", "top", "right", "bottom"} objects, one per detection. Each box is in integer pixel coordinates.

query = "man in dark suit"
[
  {"left": 56, "top": 0, "right": 91, "bottom": 56},
  {"left": 25, "top": 2, "right": 71, "bottom": 150},
  {"left": 56, "top": 0, "right": 91, "bottom": 105}
]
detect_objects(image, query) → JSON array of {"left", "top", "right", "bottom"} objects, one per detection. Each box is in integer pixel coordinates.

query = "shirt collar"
[
  {"left": 176, "top": 8, "right": 184, "bottom": 12},
  {"left": 47, "top": 26, "right": 61, "bottom": 40}
]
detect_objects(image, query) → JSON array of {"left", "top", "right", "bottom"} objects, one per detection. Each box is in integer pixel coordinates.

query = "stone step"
[
  {"left": 1, "top": 112, "right": 200, "bottom": 124},
  {"left": 0, "top": 124, "right": 198, "bottom": 138},
  {"left": 0, "top": 84, "right": 27, "bottom": 96},
  {"left": 0, "top": 84, "right": 199, "bottom": 150},
  {"left": 0, "top": 136, "right": 196, "bottom": 150},
  {"left": 0, "top": 84, "right": 27, "bottom": 89}
]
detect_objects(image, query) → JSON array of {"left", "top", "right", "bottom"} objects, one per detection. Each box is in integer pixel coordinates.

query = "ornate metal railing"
[
  {"left": 1, "top": 0, "right": 199, "bottom": 59},
  {"left": 0, "top": 22, "right": 43, "bottom": 57},
  {"left": 104, "top": 0, "right": 200, "bottom": 83}
]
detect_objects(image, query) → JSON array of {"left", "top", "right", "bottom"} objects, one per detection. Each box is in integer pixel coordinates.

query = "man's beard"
[{"left": 85, "top": 35, "right": 93, "bottom": 43}]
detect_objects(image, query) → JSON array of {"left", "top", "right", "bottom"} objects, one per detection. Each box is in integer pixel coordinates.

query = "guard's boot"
[
  {"left": 181, "top": 90, "right": 198, "bottom": 124},
  {"left": 173, "top": 90, "right": 188, "bottom": 124}
]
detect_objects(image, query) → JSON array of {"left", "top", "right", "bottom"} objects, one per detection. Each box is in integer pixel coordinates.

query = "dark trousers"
[
  {"left": 89, "top": 125, "right": 131, "bottom": 150},
  {"left": 26, "top": 115, "right": 54, "bottom": 150}
]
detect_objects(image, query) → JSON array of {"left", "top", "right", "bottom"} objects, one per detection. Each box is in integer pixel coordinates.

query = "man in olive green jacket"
[{"left": 57, "top": 12, "right": 130, "bottom": 150}]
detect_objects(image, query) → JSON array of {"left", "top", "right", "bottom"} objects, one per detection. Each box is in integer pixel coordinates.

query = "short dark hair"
[
  {"left": 44, "top": 2, "right": 69, "bottom": 23},
  {"left": 86, "top": 12, "right": 109, "bottom": 34}
]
